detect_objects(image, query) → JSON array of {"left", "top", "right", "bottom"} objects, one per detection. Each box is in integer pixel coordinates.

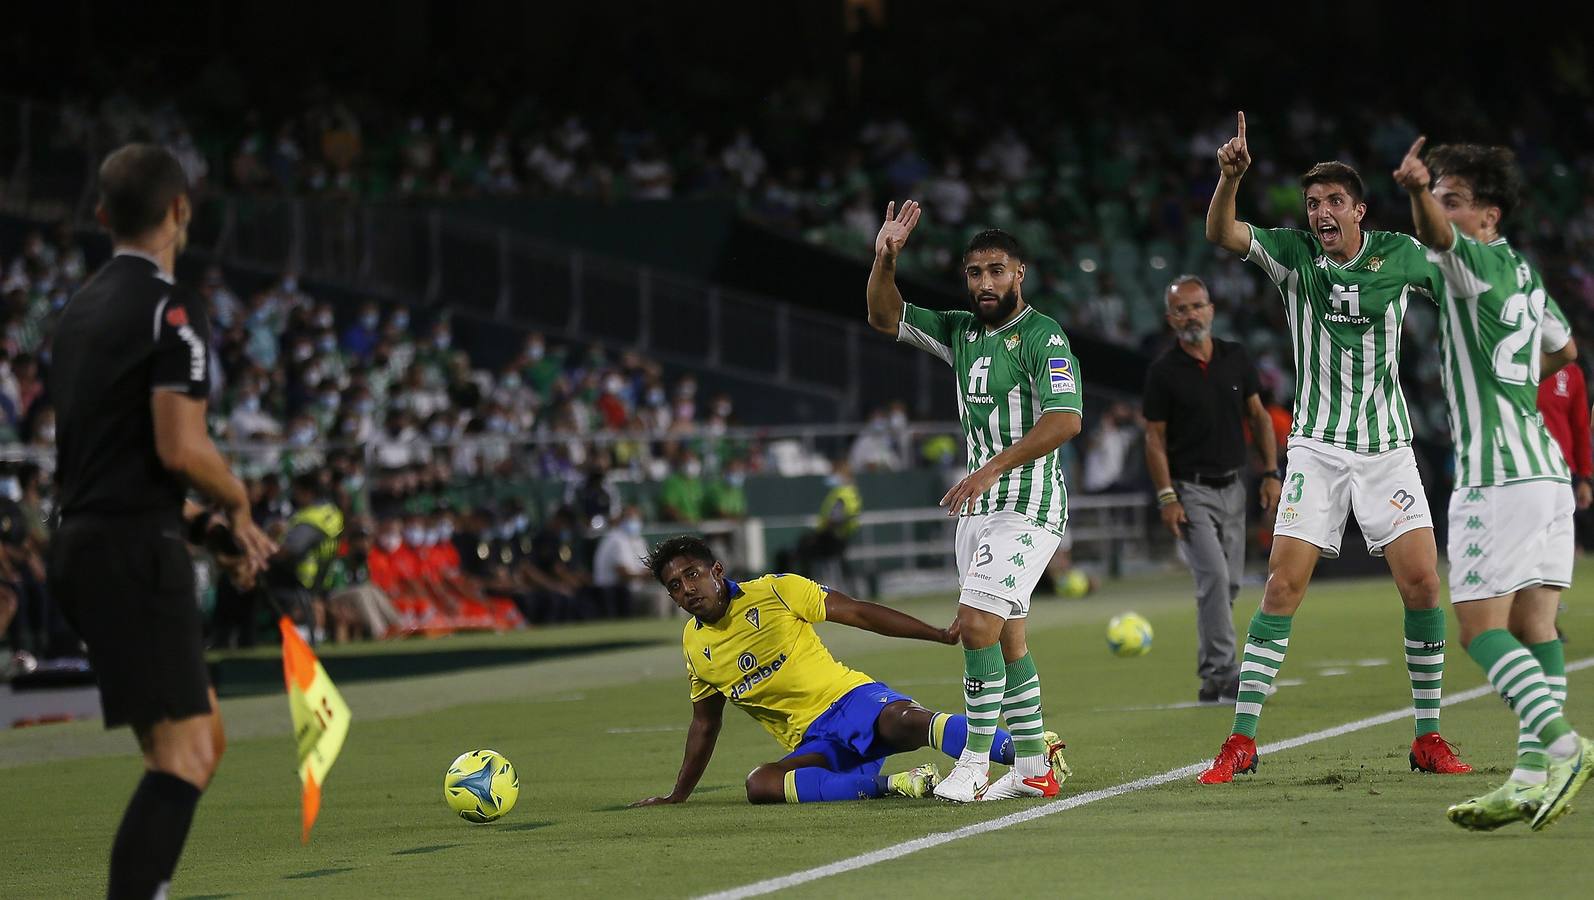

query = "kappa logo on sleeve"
[
  {"left": 1047, "top": 357, "right": 1076, "bottom": 394},
  {"left": 1047, "top": 334, "right": 1066, "bottom": 347}
]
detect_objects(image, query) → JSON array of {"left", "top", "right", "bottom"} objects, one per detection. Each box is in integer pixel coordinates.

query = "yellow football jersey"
[{"left": 682, "top": 573, "right": 874, "bottom": 751}]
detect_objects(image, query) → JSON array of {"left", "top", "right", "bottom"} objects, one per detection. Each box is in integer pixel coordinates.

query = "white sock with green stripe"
[
  {"left": 1002, "top": 653, "right": 1049, "bottom": 778},
  {"left": 958, "top": 644, "right": 1006, "bottom": 772}
]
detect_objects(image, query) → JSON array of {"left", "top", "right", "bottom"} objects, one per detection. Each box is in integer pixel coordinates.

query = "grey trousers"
[{"left": 1175, "top": 479, "right": 1246, "bottom": 685}]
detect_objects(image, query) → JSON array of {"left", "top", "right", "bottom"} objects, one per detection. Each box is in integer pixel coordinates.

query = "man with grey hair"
[{"left": 1143, "top": 275, "right": 1280, "bottom": 703}]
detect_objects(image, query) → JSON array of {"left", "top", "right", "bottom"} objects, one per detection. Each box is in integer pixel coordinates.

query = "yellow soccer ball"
[
  {"left": 1106, "top": 613, "right": 1153, "bottom": 657},
  {"left": 444, "top": 749, "right": 520, "bottom": 824}
]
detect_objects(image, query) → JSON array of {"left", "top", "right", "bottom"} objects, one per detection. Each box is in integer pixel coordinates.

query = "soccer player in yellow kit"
[{"left": 630, "top": 537, "right": 1066, "bottom": 806}]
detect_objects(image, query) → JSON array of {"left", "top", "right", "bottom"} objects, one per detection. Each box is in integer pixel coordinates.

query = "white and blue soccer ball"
[
  {"left": 444, "top": 749, "right": 520, "bottom": 824},
  {"left": 1106, "top": 613, "right": 1153, "bottom": 657}
]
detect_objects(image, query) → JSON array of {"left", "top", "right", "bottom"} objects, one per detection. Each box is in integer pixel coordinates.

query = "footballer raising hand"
[
  {"left": 875, "top": 199, "right": 921, "bottom": 260},
  {"left": 1217, "top": 111, "right": 1251, "bottom": 180},
  {"left": 1392, "top": 136, "right": 1431, "bottom": 192}
]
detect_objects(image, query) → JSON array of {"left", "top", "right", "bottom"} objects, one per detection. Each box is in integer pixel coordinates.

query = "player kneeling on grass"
[{"left": 630, "top": 537, "right": 1067, "bottom": 807}]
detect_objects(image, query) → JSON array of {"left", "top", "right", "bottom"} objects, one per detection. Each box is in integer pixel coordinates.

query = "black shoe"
[{"left": 1199, "top": 676, "right": 1240, "bottom": 705}]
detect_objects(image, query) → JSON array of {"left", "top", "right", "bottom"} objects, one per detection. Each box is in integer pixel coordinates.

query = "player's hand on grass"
[
  {"left": 1159, "top": 501, "right": 1188, "bottom": 540},
  {"left": 1393, "top": 136, "right": 1430, "bottom": 193},
  {"left": 875, "top": 200, "right": 921, "bottom": 260},
  {"left": 630, "top": 794, "right": 684, "bottom": 808},
  {"left": 1217, "top": 111, "right": 1250, "bottom": 180},
  {"left": 940, "top": 465, "right": 999, "bottom": 517}
]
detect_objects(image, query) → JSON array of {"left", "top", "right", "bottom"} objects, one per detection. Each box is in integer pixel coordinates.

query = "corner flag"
[{"left": 280, "top": 617, "right": 351, "bottom": 843}]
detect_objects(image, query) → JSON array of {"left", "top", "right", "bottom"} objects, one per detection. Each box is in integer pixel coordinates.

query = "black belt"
[{"left": 1176, "top": 471, "right": 1239, "bottom": 487}]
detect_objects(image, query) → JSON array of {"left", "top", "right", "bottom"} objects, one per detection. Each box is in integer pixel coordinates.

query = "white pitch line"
[
  {"left": 606, "top": 725, "right": 687, "bottom": 734},
  {"left": 699, "top": 656, "right": 1594, "bottom": 900}
]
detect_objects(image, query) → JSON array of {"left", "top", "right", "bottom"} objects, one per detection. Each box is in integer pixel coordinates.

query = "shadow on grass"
[
  {"left": 211, "top": 639, "right": 666, "bottom": 697},
  {"left": 393, "top": 844, "right": 459, "bottom": 855},
  {"left": 283, "top": 867, "right": 357, "bottom": 880},
  {"left": 492, "top": 820, "right": 555, "bottom": 832}
]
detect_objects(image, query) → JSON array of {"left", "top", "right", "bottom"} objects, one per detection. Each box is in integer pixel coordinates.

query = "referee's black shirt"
[
  {"left": 1142, "top": 337, "right": 1261, "bottom": 480},
  {"left": 50, "top": 252, "right": 212, "bottom": 517}
]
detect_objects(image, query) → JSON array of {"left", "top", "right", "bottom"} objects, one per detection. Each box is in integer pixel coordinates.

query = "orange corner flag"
[{"left": 280, "top": 617, "right": 351, "bottom": 843}]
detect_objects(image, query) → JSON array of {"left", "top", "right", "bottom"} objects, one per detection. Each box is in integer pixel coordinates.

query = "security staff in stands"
[
  {"left": 46, "top": 144, "right": 276, "bottom": 900},
  {"left": 1143, "top": 275, "right": 1280, "bottom": 704}
]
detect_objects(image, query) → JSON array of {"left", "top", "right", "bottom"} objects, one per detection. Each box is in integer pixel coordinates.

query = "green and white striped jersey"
[
  {"left": 1429, "top": 223, "right": 1571, "bottom": 487},
  {"left": 1246, "top": 226, "right": 1441, "bottom": 453},
  {"left": 898, "top": 303, "right": 1081, "bottom": 533}
]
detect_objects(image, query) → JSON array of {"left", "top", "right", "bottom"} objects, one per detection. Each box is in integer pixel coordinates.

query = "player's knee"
[
  {"left": 745, "top": 765, "right": 786, "bottom": 804},
  {"left": 1393, "top": 569, "right": 1440, "bottom": 608},
  {"left": 1260, "top": 570, "right": 1307, "bottom": 613}
]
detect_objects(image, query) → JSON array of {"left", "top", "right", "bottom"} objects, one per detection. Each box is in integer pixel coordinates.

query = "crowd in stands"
[{"left": 0, "top": 227, "right": 1022, "bottom": 660}]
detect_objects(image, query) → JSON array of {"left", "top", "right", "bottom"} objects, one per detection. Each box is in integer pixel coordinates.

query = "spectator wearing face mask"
[
  {"left": 848, "top": 407, "right": 900, "bottom": 472},
  {"left": 658, "top": 452, "right": 706, "bottom": 523},
  {"left": 591, "top": 506, "right": 653, "bottom": 617},
  {"left": 325, "top": 526, "right": 403, "bottom": 641},
  {"left": 530, "top": 506, "right": 594, "bottom": 620},
  {"left": 342, "top": 302, "right": 382, "bottom": 360},
  {"left": 705, "top": 457, "right": 749, "bottom": 520}
]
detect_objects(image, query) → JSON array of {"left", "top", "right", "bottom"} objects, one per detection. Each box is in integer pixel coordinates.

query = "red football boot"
[
  {"left": 1198, "top": 734, "right": 1259, "bottom": 784},
  {"left": 1410, "top": 733, "right": 1472, "bottom": 774}
]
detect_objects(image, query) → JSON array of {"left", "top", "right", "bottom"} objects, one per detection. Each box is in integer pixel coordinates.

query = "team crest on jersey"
[
  {"left": 1280, "top": 506, "right": 1299, "bottom": 524},
  {"left": 1366, "top": 257, "right": 1383, "bottom": 272},
  {"left": 1004, "top": 333, "right": 1022, "bottom": 351},
  {"left": 165, "top": 305, "right": 188, "bottom": 327},
  {"left": 1047, "top": 357, "right": 1075, "bottom": 394},
  {"left": 744, "top": 608, "right": 760, "bottom": 629}
]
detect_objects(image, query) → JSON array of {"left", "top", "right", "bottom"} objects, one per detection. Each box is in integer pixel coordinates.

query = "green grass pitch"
[{"left": 2, "top": 565, "right": 1591, "bottom": 897}]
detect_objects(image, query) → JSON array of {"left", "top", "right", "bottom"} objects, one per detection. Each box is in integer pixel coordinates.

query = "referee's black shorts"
[{"left": 47, "top": 509, "right": 212, "bottom": 730}]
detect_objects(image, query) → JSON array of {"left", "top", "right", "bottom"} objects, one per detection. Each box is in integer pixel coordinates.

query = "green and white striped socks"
[
  {"left": 1403, "top": 608, "right": 1446, "bottom": 736},
  {"left": 1233, "top": 611, "right": 1292, "bottom": 738},
  {"left": 1002, "top": 653, "right": 1050, "bottom": 778},
  {"left": 1468, "top": 629, "right": 1577, "bottom": 761},
  {"left": 959, "top": 644, "right": 1006, "bottom": 768},
  {"left": 1512, "top": 638, "right": 1568, "bottom": 783}
]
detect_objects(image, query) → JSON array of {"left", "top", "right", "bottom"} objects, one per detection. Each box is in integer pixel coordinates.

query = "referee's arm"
[{"left": 153, "top": 391, "right": 274, "bottom": 570}]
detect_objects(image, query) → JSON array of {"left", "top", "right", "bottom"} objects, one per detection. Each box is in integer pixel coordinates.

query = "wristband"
[
  {"left": 1261, "top": 471, "right": 1283, "bottom": 481},
  {"left": 1156, "top": 488, "right": 1179, "bottom": 508}
]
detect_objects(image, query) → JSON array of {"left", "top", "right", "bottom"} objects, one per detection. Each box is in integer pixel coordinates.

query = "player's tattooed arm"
[
  {"left": 1206, "top": 111, "right": 1254, "bottom": 256},
  {"left": 1394, "top": 136, "right": 1454, "bottom": 252},
  {"left": 631, "top": 692, "right": 726, "bottom": 807},
  {"left": 866, "top": 200, "right": 921, "bottom": 334}
]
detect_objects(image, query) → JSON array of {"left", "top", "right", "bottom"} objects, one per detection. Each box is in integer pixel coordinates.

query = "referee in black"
[
  {"left": 47, "top": 144, "right": 276, "bottom": 900},
  {"left": 1143, "top": 275, "right": 1280, "bottom": 704}
]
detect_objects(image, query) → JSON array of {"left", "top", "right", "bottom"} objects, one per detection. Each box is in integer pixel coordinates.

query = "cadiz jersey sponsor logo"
[
  {"left": 729, "top": 652, "right": 788, "bottom": 701},
  {"left": 738, "top": 652, "right": 757, "bottom": 672}
]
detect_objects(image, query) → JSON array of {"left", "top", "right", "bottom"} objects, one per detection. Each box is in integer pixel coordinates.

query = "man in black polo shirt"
[
  {"left": 1143, "top": 275, "right": 1280, "bottom": 704},
  {"left": 47, "top": 144, "right": 275, "bottom": 899}
]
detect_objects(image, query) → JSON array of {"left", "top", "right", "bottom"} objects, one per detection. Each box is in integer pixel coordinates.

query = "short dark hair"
[
  {"left": 1427, "top": 143, "right": 1523, "bottom": 224},
  {"left": 645, "top": 535, "right": 717, "bottom": 583},
  {"left": 1300, "top": 161, "right": 1365, "bottom": 204},
  {"left": 97, "top": 144, "right": 188, "bottom": 239},
  {"left": 965, "top": 229, "right": 1025, "bottom": 263}
]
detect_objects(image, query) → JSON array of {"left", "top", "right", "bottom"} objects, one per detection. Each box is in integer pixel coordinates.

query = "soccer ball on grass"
[
  {"left": 1106, "top": 613, "right": 1153, "bottom": 657},
  {"left": 444, "top": 749, "right": 520, "bottom": 823}
]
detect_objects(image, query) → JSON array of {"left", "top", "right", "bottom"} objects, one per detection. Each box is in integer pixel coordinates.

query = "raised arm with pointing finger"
[{"left": 1206, "top": 111, "right": 1254, "bottom": 255}]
